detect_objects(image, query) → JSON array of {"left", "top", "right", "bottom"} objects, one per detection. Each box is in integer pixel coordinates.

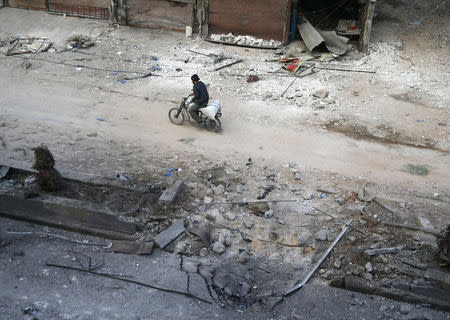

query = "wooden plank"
[{"left": 360, "top": 0, "right": 376, "bottom": 52}]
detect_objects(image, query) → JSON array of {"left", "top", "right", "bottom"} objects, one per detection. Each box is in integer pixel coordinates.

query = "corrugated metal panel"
[
  {"left": 127, "top": 0, "right": 194, "bottom": 31},
  {"left": 209, "top": 0, "right": 291, "bottom": 43},
  {"left": 7, "top": 0, "right": 47, "bottom": 10}
]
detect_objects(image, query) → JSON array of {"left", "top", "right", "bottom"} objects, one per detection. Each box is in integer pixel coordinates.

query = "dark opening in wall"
[{"left": 297, "top": 0, "right": 364, "bottom": 30}]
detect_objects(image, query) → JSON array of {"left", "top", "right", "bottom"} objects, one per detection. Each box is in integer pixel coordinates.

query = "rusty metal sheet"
[
  {"left": 127, "top": 0, "right": 194, "bottom": 31},
  {"left": 7, "top": 0, "right": 47, "bottom": 10},
  {"left": 209, "top": 0, "right": 291, "bottom": 43},
  {"left": 48, "top": 0, "right": 110, "bottom": 20}
]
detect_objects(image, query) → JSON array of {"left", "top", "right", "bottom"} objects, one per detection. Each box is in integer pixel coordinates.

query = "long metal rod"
[
  {"left": 313, "top": 206, "right": 367, "bottom": 235},
  {"left": 283, "top": 219, "right": 353, "bottom": 296},
  {"left": 214, "top": 59, "right": 243, "bottom": 71}
]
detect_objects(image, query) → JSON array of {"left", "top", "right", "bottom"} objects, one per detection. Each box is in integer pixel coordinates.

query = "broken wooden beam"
[{"left": 360, "top": 0, "right": 377, "bottom": 53}]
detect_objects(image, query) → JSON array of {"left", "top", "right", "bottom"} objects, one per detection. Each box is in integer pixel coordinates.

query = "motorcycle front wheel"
[
  {"left": 204, "top": 118, "right": 221, "bottom": 133},
  {"left": 168, "top": 108, "right": 185, "bottom": 125}
]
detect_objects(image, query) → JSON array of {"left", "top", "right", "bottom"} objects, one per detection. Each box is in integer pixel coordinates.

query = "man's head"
[{"left": 191, "top": 74, "right": 200, "bottom": 84}]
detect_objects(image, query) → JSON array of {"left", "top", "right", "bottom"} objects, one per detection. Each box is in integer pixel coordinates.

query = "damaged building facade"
[{"left": 1, "top": 0, "right": 375, "bottom": 50}]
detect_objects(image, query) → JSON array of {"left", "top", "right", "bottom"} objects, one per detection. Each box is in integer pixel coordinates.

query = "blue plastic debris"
[
  {"left": 151, "top": 56, "right": 158, "bottom": 61},
  {"left": 411, "top": 21, "right": 421, "bottom": 26},
  {"left": 417, "top": 119, "right": 424, "bottom": 122},
  {"left": 150, "top": 65, "right": 162, "bottom": 72},
  {"left": 118, "top": 79, "right": 126, "bottom": 84},
  {"left": 320, "top": 193, "right": 327, "bottom": 198},
  {"left": 96, "top": 118, "right": 104, "bottom": 121},
  {"left": 240, "top": 304, "right": 247, "bottom": 310},
  {"left": 111, "top": 70, "right": 121, "bottom": 76},
  {"left": 164, "top": 167, "right": 179, "bottom": 177}
]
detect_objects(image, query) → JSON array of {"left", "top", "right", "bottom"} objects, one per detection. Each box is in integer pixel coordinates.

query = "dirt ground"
[{"left": 0, "top": 0, "right": 450, "bottom": 318}]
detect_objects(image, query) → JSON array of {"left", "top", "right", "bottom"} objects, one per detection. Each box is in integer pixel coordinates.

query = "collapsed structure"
[{"left": 2, "top": 0, "right": 376, "bottom": 51}]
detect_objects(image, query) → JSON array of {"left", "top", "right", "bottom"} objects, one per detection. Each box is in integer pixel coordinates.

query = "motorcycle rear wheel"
[
  {"left": 168, "top": 108, "right": 185, "bottom": 125},
  {"left": 204, "top": 118, "right": 221, "bottom": 133}
]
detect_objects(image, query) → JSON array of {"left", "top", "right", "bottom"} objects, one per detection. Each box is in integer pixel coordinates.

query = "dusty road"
[
  {"left": 1, "top": 74, "right": 449, "bottom": 191},
  {"left": 0, "top": 4, "right": 449, "bottom": 199}
]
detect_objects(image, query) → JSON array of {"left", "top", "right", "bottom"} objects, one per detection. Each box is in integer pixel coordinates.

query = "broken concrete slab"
[
  {"left": 154, "top": 219, "right": 185, "bottom": 249},
  {"left": 0, "top": 166, "right": 9, "bottom": 179},
  {"left": 425, "top": 268, "right": 450, "bottom": 291},
  {"left": 416, "top": 216, "right": 435, "bottom": 231},
  {"left": 107, "top": 240, "right": 154, "bottom": 255},
  {"left": 0, "top": 192, "right": 136, "bottom": 238},
  {"left": 159, "top": 179, "right": 184, "bottom": 204},
  {"left": 247, "top": 202, "right": 269, "bottom": 214}
]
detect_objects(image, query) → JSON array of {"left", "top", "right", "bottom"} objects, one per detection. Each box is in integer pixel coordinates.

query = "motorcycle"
[{"left": 168, "top": 97, "right": 222, "bottom": 132}]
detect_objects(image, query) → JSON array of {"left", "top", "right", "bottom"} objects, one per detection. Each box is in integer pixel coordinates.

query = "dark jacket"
[{"left": 193, "top": 81, "right": 209, "bottom": 104}]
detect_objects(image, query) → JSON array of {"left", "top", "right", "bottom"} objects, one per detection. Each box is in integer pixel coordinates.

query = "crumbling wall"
[{"left": 193, "top": 0, "right": 208, "bottom": 37}]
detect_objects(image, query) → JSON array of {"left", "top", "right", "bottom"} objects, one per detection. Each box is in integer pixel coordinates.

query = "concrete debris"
[
  {"left": 314, "top": 229, "right": 330, "bottom": 241},
  {"left": 210, "top": 33, "right": 281, "bottom": 48},
  {"left": 188, "top": 222, "right": 212, "bottom": 247},
  {"left": 237, "top": 251, "right": 249, "bottom": 264},
  {"left": 211, "top": 263, "right": 253, "bottom": 301},
  {"left": 365, "top": 262, "right": 373, "bottom": 273},
  {"left": 0, "top": 166, "right": 9, "bottom": 179},
  {"left": 154, "top": 219, "right": 185, "bottom": 249},
  {"left": 107, "top": 240, "right": 154, "bottom": 255},
  {"left": 312, "top": 89, "right": 329, "bottom": 99},
  {"left": 212, "top": 241, "right": 226, "bottom": 254},
  {"left": 349, "top": 264, "right": 365, "bottom": 276},
  {"left": 243, "top": 219, "right": 253, "bottom": 229},
  {"left": 425, "top": 268, "right": 450, "bottom": 290},
  {"left": 264, "top": 209, "right": 273, "bottom": 218},
  {"left": 203, "top": 196, "right": 213, "bottom": 204},
  {"left": 212, "top": 184, "right": 225, "bottom": 195},
  {"left": 298, "top": 231, "right": 315, "bottom": 247},
  {"left": 247, "top": 202, "right": 269, "bottom": 214},
  {"left": 225, "top": 212, "right": 236, "bottom": 221},
  {"left": 416, "top": 216, "right": 435, "bottom": 231},
  {"left": 437, "top": 225, "right": 450, "bottom": 264},
  {"left": 159, "top": 179, "right": 184, "bottom": 204},
  {"left": 7, "top": 37, "right": 52, "bottom": 55},
  {"left": 358, "top": 187, "right": 373, "bottom": 202},
  {"left": 302, "top": 189, "right": 314, "bottom": 200}
]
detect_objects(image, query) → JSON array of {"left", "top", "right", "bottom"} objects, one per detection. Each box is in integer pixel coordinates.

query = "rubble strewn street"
[{"left": 0, "top": 0, "right": 449, "bottom": 319}]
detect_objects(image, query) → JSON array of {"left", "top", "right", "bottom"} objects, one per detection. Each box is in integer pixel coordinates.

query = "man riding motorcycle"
[{"left": 188, "top": 74, "right": 209, "bottom": 127}]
